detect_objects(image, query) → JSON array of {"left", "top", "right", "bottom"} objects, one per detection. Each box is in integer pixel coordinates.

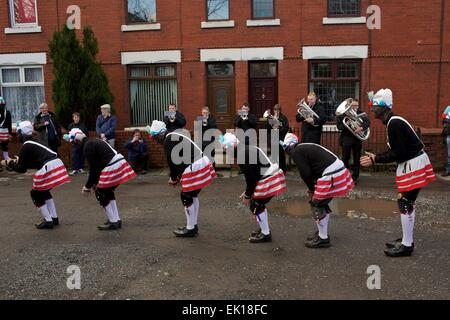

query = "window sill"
[
  {"left": 322, "top": 17, "right": 367, "bottom": 25},
  {"left": 246, "top": 19, "right": 280, "bottom": 27},
  {"left": 121, "top": 23, "right": 161, "bottom": 32},
  {"left": 201, "top": 20, "right": 235, "bottom": 29},
  {"left": 4, "top": 26, "right": 42, "bottom": 34}
]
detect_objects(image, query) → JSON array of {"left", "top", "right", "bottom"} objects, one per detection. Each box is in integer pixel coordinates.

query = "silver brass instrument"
[
  {"left": 167, "top": 111, "right": 176, "bottom": 123},
  {"left": 239, "top": 110, "right": 249, "bottom": 121},
  {"left": 296, "top": 98, "right": 320, "bottom": 120},
  {"left": 263, "top": 109, "right": 281, "bottom": 129},
  {"left": 202, "top": 116, "right": 208, "bottom": 127},
  {"left": 335, "top": 98, "right": 370, "bottom": 141}
]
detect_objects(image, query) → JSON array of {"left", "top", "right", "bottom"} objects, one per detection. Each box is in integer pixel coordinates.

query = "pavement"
[{"left": 0, "top": 168, "right": 449, "bottom": 300}]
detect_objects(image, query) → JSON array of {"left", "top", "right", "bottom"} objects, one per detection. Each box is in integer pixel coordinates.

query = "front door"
[
  {"left": 207, "top": 63, "right": 235, "bottom": 132},
  {"left": 249, "top": 61, "right": 278, "bottom": 119}
]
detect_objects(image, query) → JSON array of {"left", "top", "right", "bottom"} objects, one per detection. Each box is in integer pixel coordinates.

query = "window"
[
  {"left": 252, "top": 0, "right": 274, "bottom": 19},
  {"left": 129, "top": 65, "right": 178, "bottom": 125},
  {"left": 207, "top": 63, "right": 234, "bottom": 76},
  {"left": 328, "top": 0, "right": 361, "bottom": 17},
  {"left": 127, "top": 0, "right": 157, "bottom": 24},
  {"left": 207, "top": 0, "right": 229, "bottom": 21},
  {"left": 249, "top": 62, "right": 277, "bottom": 78},
  {"left": 309, "top": 60, "right": 361, "bottom": 121},
  {"left": 0, "top": 66, "right": 45, "bottom": 123},
  {"left": 8, "top": 0, "right": 39, "bottom": 27}
]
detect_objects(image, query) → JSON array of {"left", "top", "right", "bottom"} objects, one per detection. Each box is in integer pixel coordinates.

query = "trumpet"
[
  {"left": 239, "top": 110, "right": 248, "bottom": 120},
  {"left": 335, "top": 98, "right": 370, "bottom": 141},
  {"left": 202, "top": 116, "right": 208, "bottom": 126},
  {"left": 297, "top": 98, "right": 320, "bottom": 120},
  {"left": 167, "top": 111, "right": 176, "bottom": 123},
  {"left": 263, "top": 109, "right": 281, "bottom": 129}
]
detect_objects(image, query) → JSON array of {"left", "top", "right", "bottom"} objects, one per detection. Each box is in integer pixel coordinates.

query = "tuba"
[
  {"left": 167, "top": 111, "right": 176, "bottom": 123},
  {"left": 296, "top": 98, "right": 320, "bottom": 120},
  {"left": 335, "top": 98, "right": 370, "bottom": 141}
]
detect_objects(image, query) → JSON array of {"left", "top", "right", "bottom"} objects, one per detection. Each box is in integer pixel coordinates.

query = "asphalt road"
[{"left": 0, "top": 169, "right": 449, "bottom": 300}]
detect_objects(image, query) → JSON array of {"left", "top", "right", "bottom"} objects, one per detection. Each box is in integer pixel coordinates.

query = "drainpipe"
[{"left": 436, "top": 0, "right": 446, "bottom": 127}]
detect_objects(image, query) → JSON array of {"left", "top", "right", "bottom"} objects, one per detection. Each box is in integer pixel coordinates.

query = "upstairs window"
[
  {"left": 9, "top": 0, "right": 38, "bottom": 27},
  {"left": 127, "top": 0, "right": 157, "bottom": 24},
  {"left": 207, "top": 0, "right": 230, "bottom": 21},
  {"left": 252, "top": 0, "right": 274, "bottom": 19},
  {"left": 328, "top": 0, "right": 361, "bottom": 17}
]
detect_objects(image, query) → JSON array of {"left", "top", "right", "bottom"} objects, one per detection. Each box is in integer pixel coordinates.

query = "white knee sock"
[
  {"left": 256, "top": 209, "right": 270, "bottom": 235},
  {"left": 192, "top": 197, "right": 199, "bottom": 227},
  {"left": 104, "top": 203, "right": 118, "bottom": 223},
  {"left": 184, "top": 204, "right": 195, "bottom": 230},
  {"left": 39, "top": 205, "right": 52, "bottom": 222},
  {"left": 401, "top": 210, "right": 415, "bottom": 247},
  {"left": 316, "top": 214, "right": 330, "bottom": 239},
  {"left": 45, "top": 198, "right": 58, "bottom": 219},
  {"left": 2, "top": 151, "right": 8, "bottom": 160},
  {"left": 110, "top": 200, "right": 121, "bottom": 222}
]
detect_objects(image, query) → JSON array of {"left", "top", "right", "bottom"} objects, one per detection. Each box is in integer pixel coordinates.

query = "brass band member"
[
  {"left": 296, "top": 92, "right": 326, "bottom": 144},
  {"left": 336, "top": 99, "right": 370, "bottom": 185},
  {"left": 164, "top": 103, "right": 186, "bottom": 133},
  {"left": 361, "top": 89, "right": 436, "bottom": 257},
  {"left": 198, "top": 107, "right": 218, "bottom": 165},
  {"left": 265, "top": 104, "right": 289, "bottom": 172},
  {"left": 234, "top": 103, "right": 258, "bottom": 142}
]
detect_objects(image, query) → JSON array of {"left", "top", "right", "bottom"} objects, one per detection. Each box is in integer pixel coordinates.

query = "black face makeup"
[{"left": 372, "top": 106, "right": 386, "bottom": 119}]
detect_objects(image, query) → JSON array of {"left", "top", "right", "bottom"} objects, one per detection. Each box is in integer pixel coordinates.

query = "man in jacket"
[
  {"left": 163, "top": 103, "right": 186, "bottom": 133},
  {"left": 96, "top": 104, "right": 116, "bottom": 147},
  {"left": 33, "top": 103, "right": 62, "bottom": 154},
  {"left": 125, "top": 129, "right": 149, "bottom": 174},
  {"left": 296, "top": 92, "right": 327, "bottom": 144},
  {"left": 336, "top": 99, "right": 370, "bottom": 184},
  {"left": 265, "top": 104, "right": 290, "bottom": 172}
]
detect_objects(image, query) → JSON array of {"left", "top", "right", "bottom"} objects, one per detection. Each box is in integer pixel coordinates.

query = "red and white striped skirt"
[
  {"left": 181, "top": 156, "right": 217, "bottom": 193},
  {"left": 313, "top": 159, "right": 354, "bottom": 200},
  {"left": 253, "top": 169, "right": 286, "bottom": 200},
  {"left": 0, "top": 128, "right": 9, "bottom": 142},
  {"left": 97, "top": 154, "right": 137, "bottom": 189},
  {"left": 396, "top": 153, "right": 436, "bottom": 193},
  {"left": 32, "top": 159, "right": 71, "bottom": 191}
]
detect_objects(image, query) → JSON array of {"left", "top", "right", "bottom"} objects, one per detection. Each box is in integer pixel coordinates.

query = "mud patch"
[{"left": 270, "top": 198, "right": 398, "bottom": 219}]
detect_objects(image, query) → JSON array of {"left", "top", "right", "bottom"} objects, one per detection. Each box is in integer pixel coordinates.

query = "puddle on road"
[
  {"left": 270, "top": 198, "right": 398, "bottom": 219},
  {"left": 431, "top": 223, "right": 450, "bottom": 230}
]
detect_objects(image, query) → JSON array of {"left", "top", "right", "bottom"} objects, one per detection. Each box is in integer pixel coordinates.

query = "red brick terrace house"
[{"left": 0, "top": 0, "right": 448, "bottom": 167}]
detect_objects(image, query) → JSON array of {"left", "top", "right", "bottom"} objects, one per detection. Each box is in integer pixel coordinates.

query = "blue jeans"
[
  {"left": 71, "top": 145, "right": 85, "bottom": 170},
  {"left": 447, "top": 135, "right": 450, "bottom": 173}
]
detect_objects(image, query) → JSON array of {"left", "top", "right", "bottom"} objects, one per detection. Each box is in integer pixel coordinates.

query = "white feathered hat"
[
  {"left": 16, "top": 121, "right": 33, "bottom": 136},
  {"left": 219, "top": 132, "right": 240, "bottom": 149},
  {"left": 370, "top": 88, "right": 393, "bottom": 109},
  {"left": 280, "top": 133, "right": 299, "bottom": 150},
  {"left": 147, "top": 120, "right": 167, "bottom": 138}
]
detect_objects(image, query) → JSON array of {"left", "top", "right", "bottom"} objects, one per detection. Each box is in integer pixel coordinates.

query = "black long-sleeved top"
[
  {"left": 238, "top": 145, "right": 270, "bottom": 198},
  {"left": 296, "top": 102, "right": 327, "bottom": 144},
  {"left": 164, "top": 133, "right": 202, "bottom": 182},
  {"left": 199, "top": 116, "right": 218, "bottom": 148},
  {"left": 290, "top": 143, "right": 338, "bottom": 192},
  {"left": 83, "top": 138, "right": 116, "bottom": 188},
  {"left": 0, "top": 108, "right": 12, "bottom": 133},
  {"left": 164, "top": 111, "right": 186, "bottom": 133},
  {"left": 265, "top": 113, "right": 290, "bottom": 141},
  {"left": 234, "top": 113, "right": 258, "bottom": 132},
  {"left": 375, "top": 113, "right": 424, "bottom": 164},
  {"left": 336, "top": 111, "right": 370, "bottom": 146},
  {"left": 9, "top": 138, "right": 57, "bottom": 173}
]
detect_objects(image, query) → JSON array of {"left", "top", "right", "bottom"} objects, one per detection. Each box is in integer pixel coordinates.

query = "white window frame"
[
  {"left": 8, "top": 0, "right": 39, "bottom": 28},
  {"left": 0, "top": 65, "right": 44, "bottom": 89}
]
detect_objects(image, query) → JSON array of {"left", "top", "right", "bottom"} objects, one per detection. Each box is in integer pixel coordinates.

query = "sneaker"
[
  {"left": 35, "top": 220, "right": 54, "bottom": 229},
  {"left": 249, "top": 232, "right": 272, "bottom": 243},
  {"left": 385, "top": 238, "right": 414, "bottom": 251},
  {"left": 173, "top": 227, "right": 198, "bottom": 237},
  {"left": 52, "top": 217, "right": 59, "bottom": 226},
  {"left": 304, "top": 234, "right": 331, "bottom": 248},
  {"left": 384, "top": 244, "right": 414, "bottom": 257},
  {"left": 98, "top": 222, "right": 120, "bottom": 231},
  {"left": 177, "top": 224, "right": 198, "bottom": 232},
  {"left": 78, "top": 169, "right": 85, "bottom": 174}
]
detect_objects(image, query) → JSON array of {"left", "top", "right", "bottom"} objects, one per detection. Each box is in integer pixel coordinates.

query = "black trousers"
[
  {"left": 342, "top": 141, "right": 362, "bottom": 180},
  {"left": 0, "top": 141, "right": 8, "bottom": 152},
  {"left": 130, "top": 154, "right": 148, "bottom": 171}
]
